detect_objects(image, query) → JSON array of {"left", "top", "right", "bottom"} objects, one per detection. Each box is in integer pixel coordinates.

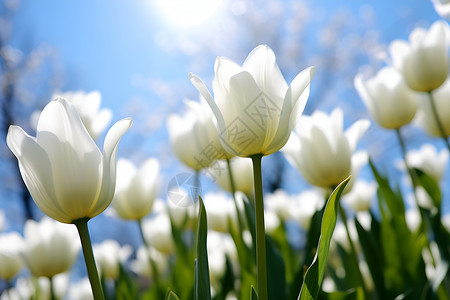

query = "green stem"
[
  {"left": 137, "top": 219, "right": 159, "bottom": 280},
  {"left": 338, "top": 205, "right": 368, "bottom": 298},
  {"left": 73, "top": 218, "right": 105, "bottom": 300},
  {"left": 250, "top": 154, "right": 267, "bottom": 300},
  {"left": 427, "top": 91, "right": 450, "bottom": 152},
  {"left": 49, "top": 276, "right": 56, "bottom": 300},
  {"left": 226, "top": 158, "right": 245, "bottom": 232}
]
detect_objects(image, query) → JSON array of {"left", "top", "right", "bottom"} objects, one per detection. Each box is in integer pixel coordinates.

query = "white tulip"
[
  {"left": 431, "top": 0, "right": 450, "bottom": 21},
  {"left": 51, "top": 90, "right": 112, "bottom": 140},
  {"left": 208, "top": 157, "right": 254, "bottom": 196},
  {"left": 0, "top": 232, "right": 24, "bottom": 280},
  {"left": 264, "top": 189, "right": 292, "bottom": 221},
  {"left": 406, "top": 143, "right": 448, "bottom": 181},
  {"left": 167, "top": 98, "right": 231, "bottom": 170},
  {"left": 343, "top": 180, "right": 377, "bottom": 212},
  {"left": 203, "top": 192, "right": 236, "bottom": 233},
  {"left": 207, "top": 231, "right": 236, "bottom": 284},
  {"left": 68, "top": 278, "right": 93, "bottom": 300},
  {"left": 22, "top": 217, "right": 80, "bottom": 278},
  {"left": 7, "top": 98, "right": 131, "bottom": 224},
  {"left": 390, "top": 20, "right": 449, "bottom": 92},
  {"left": 282, "top": 108, "right": 370, "bottom": 189},
  {"left": 190, "top": 44, "right": 315, "bottom": 157},
  {"left": 129, "top": 245, "right": 168, "bottom": 278},
  {"left": 93, "top": 239, "right": 132, "bottom": 279},
  {"left": 112, "top": 158, "right": 159, "bottom": 220},
  {"left": 289, "top": 189, "right": 325, "bottom": 230},
  {"left": 142, "top": 213, "right": 175, "bottom": 254},
  {"left": 415, "top": 79, "right": 450, "bottom": 137},
  {"left": 354, "top": 67, "right": 419, "bottom": 129}
]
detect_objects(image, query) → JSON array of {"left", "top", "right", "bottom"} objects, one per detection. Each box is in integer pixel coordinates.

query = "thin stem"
[
  {"left": 338, "top": 205, "right": 368, "bottom": 298},
  {"left": 226, "top": 158, "right": 244, "bottom": 232},
  {"left": 250, "top": 154, "right": 267, "bottom": 300},
  {"left": 49, "top": 276, "right": 56, "bottom": 300},
  {"left": 73, "top": 218, "right": 105, "bottom": 300},
  {"left": 427, "top": 91, "right": 450, "bottom": 152}
]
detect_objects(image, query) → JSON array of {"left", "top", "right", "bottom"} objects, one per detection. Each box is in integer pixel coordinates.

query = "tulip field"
[{"left": 0, "top": 1, "right": 450, "bottom": 300}]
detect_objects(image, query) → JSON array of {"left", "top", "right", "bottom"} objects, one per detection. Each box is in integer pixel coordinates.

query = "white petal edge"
[{"left": 345, "top": 119, "right": 370, "bottom": 153}]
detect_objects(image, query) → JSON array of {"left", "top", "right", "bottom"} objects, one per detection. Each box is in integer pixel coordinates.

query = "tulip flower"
[
  {"left": 167, "top": 98, "right": 231, "bottom": 171},
  {"left": 203, "top": 192, "right": 237, "bottom": 233},
  {"left": 142, "top": 213, "right": 175, "bottom": 254},
  {"left": 431, "top": 0, "right": 450, "bottom": 23},
  {"left": 7, "top": 98, "right": 132, "bottom": 224},
  {"left": 289, "top": 189, "right": 325, "bottom": 230},
  {"left": 112, "top": 158, "right": 159, "bottom": 220},
  {"left": 415, "top": 79, "right": 450, "bottom": 138},
  {"left": 0, "top": 232, "right": 24, "bottom": 280},
  {"left": 22, "top": 217, "right": 80, "bottom": 278},
  {"left": 209, "top": 157, "right": 254, "bottom": 196},
  {"left": 52, "top": 90, "right": 113, "bottom": 140},
  {"left": 130, "top": 245, "right": 168, "bottom": 278},
  {"left": 354, "top": 67, "right": 419, "bottom": 129},
  {"left": 189, "top": 44, "right": 315, "bottom": 157},
  {"left": 93, "top": 240, "right": 132, "bottom": 280},
  {"left": 7, "top": 97, "right": 130, "bottom": 300},
  {"left": 390, "top": 20, "right": 449, "bottom": 92},
  {"left": 405, "top": 144, "right": 448, "bottom": 182},
  {"left": 343, "top": 180, "right": 377, "bottom": 212},
  {"left": 282, "top": 108, "right": 370, "bottom": 189}
]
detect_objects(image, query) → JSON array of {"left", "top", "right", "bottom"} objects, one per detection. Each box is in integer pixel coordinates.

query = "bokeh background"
[{"left": 0, "top": 0, "right": 447, "bottom": 285}]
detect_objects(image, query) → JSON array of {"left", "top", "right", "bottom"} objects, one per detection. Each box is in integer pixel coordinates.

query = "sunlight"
[{"left": 155, "top": 0, "right": 223, "bottom": 27}]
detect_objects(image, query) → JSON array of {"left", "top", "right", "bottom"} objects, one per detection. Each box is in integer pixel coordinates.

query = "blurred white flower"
[
  {"left": 406, "top": 143, "right": 448, "bottom": 181},
  {"left": 93, "top": 240, "right": 132, "bottom": 280},
  {"left": 7, "top": 98, "right": 131, "bottom": 224},
  {"left": 0, "top": 277, "right": 33, "bottom": 300},
  {"left": 431, "top": 0, "right": 450, "bottom": 20},
  {"left": 354, "top": 66, "right": 419, "bottom": 129},
  {"left": 332, "top": 219, "right": 359, "bottom": 252},
  {"left": 289, "top": 189, "right": 325, "bottom": 230},
  {"left": 0, "top": 232, "right": 24, "bottom": 280},
  {"left": 142, "top": 213, "right": 175, "bottom": 254},
  {"left": 406, "top": 208, "right": 421, "bottom": 232},
  {"left": 208, "top": 157, "right": 254, "bottom": 196},
  {"left": 51, "top": 90, "right": 112, "bottom": 140},
  {"left": 390, "top": 20, "right": 449, "bottom": 92},
  {"left": 190, "top": 44, "right": 315, "bottom": 157},
  {"left": 22, "top": 217, "right": 80, "bottom": 278},
  {"left": 167, "top": 98, "right": 231, "bottom": 170},
  {"left": 414, "top": 79, "right": 450, "bottom": 137},
  {"left": 207, "top": 231, "right": 236, "bottom": 284},
  {"left": 264, "top": 189, "right": 292, "bottom": 221},
  {"left": 343, "top": 180, "right": 377, "bottom": 212},
  {"left": 36, "top": 273, "right": 69, "bottom": 300},
  {"left": 112, "top": 158, "right": 159, "bottom": 220},
  {"left": 442, "top": 214, "right": 450, "bottom": 233},
  {"left": 129, "top": 245, "right": 168, "bottom": 278},
  {"left": 264, "top": 209, "right": 280, "bottom": 234},
  {"left": 282, "top": 108, "right": 370, "bottom": 189},
  {"left": 68, "top": 278, "right": 93, "bottom": 300},
  {"left": 203, "top": 193, "right": 236, "bottom": 233}
]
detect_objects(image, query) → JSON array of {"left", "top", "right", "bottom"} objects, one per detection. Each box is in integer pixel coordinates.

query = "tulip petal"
[
  {"left": 88, "top": 118, "right": 132, "bottom": 218},
  {"left": 6, "top": 126, "right": 73, "bottom": 223},
  {"left": 243, "top": 45, "right": 288, "bottom": 103},
  {"left": 265, "top": 67, "right": 315, "bottom": 155},
  {"left": 345, "top": 119, "right": 370, "bottom": 153}
]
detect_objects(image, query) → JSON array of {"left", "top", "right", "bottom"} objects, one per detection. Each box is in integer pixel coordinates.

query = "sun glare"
[{"left": 156, "top": 0, "right": 223, "bottom": 27}]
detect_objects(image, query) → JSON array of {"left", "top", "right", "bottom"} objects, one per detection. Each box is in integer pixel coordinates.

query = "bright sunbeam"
[{"left": 156, "top": 0, "right": 223, "bottom": 27}]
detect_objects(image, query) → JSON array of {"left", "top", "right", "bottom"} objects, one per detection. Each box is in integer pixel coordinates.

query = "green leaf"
[
  {"left": 195, "top": 196, "right": 211, "bottom": 300},
  {"left": 298, "top": 176, "right": 351, "bottom": 300},
  {"left": 251, "top": 286, "right": 259, "bottom": 300},
  {"left": 266, "top": 234, "right": 287, "bottom": 300},
  {"left": 165, "top": 289, "right": 181, "bottom": 300}
]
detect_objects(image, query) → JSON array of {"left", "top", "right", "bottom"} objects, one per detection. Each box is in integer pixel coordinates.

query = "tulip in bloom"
[
  {"left": 289, "top": 189, "right": 325, "bottom": 230},
  {"left": 406, "top": 144, "right": 448, "bottom": 182},
  {"left": 167, "top": 98, "right": 231, "bottom": 170},
  {"left": 93, "top": 240, "right": 132, "bottom": 279},
  {"left": 209, "top": 157, "right": 254, "bottom": 196},
  {"left": 112, "top": 158, "right": 159, "bottom": 220},
  {"left": 0, "top": 232, "right": 24, "bottom": 280},
  {"left": 354, "top": 67, "right": 419, "bottom": 129},
  {"left": 22, "top": 217, "right": 80, "bottom": 278},
  {"left": 190, "top": 44, "right": 315, "bottom": 157},
  {"left": 130, "top": 245, "right": 168, "bottom": 278},
  {"left": 415, "top": 79, "right": 450, "bottom": 137},
  {"left": 7, "top": 98, "right": 132, "bottom": 224},
  {"left": 343, "top": 180, "right": 377, "bottom": 212},
  {"left": 52, "top": 90, "right": 113, "bottom": 140},
  {"left": 390, "top": 20, "right": 449, "bottom": 92},
  {"left": 282, "top": 108, "right": 370, "bottom": 189},
  {"left": 203, "top": 192, "right": 237, "bottom": 233},
  {"left": 142, "top": 213, "right": 175, "bottom": 254}
]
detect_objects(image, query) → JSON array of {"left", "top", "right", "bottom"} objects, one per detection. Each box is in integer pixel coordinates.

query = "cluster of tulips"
[{"left": 0, "top": 15, "right": 450, "bottom": 300}]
